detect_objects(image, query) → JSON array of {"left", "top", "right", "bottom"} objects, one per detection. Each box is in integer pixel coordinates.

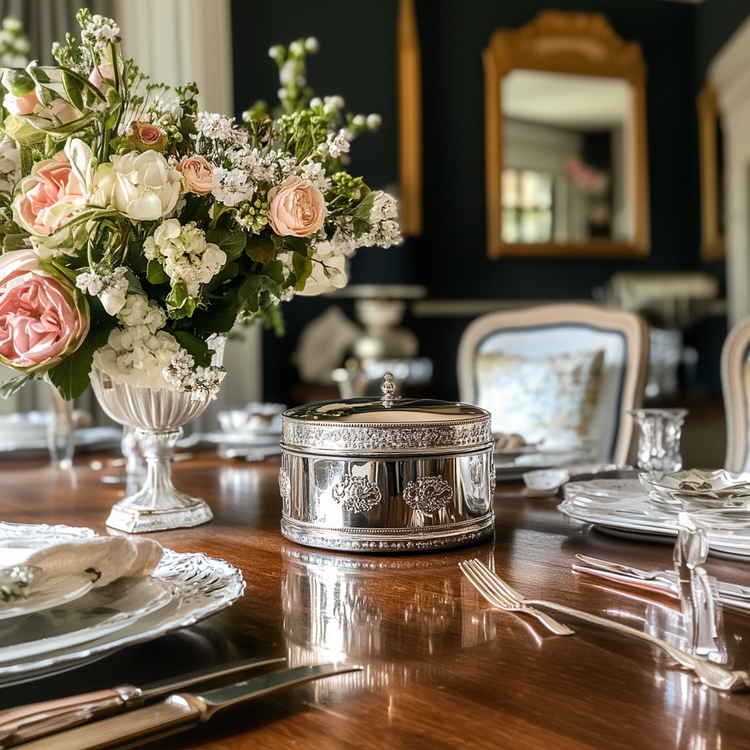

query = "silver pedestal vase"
[{"left": 90, "top": 359, "right": 220, "bottom": 533}]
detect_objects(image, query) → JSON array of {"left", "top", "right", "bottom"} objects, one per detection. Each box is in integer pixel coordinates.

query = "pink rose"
[
  {"left": 128, "top": 121, "right": 167, "bottom": 152},
  {"left": 0, "top": 250, "right": 89, "bottom": 373},
  {"left": 268, "top": 176, "right": 327, "bottom": 237},
  {"left": 4, "top": 91, "right": 39, "bottom": 115},
  {"left": 176, "top": 155, "right": 214, "bottom": 195},
  {"left": 89, "top": 63, "right": 116, "bottom": 94},
  {"left": 12, "top": 152, "right": 85, "bottom": 236}
]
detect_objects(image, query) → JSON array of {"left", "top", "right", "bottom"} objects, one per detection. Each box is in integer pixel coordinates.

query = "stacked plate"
[
  {"left": 559, "top": 476, "right": 750, "bottom": 559},
  {"left": 0, "top": 412, "right": 121, "bottom": 459},
  {"left": 0, "top": 523, "right": 244, "bottom": 687},
  {"left": 639, "top": 469, "right": 750, "bottom": 513},
  {"left": 200, "top": 403, "right": 285, "bottom": 461}
]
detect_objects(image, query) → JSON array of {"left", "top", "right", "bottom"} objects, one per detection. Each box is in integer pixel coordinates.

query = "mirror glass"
[
  {"left": 502, "top": 70, "right": 634, "bottom": 245},
  {"left": 484, "top": 11, "right": 649, "bottom": 259}
]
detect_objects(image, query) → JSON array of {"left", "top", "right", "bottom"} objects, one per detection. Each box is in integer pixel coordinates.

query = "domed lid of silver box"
[{"left": 281, "top": 372, "right": 492, "bottom": 456}]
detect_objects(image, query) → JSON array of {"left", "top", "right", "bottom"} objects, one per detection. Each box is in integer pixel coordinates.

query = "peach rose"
[
  {"left": 0, "top": 250, "right": 89, "bottom": 373},
  {"left": 3, "top": 90, "right": 39, "bottom": 115},
  {"left": 176, "top": 155, "right": 214, "bottom": 195},
  {"left": 128, "top": 121, "right": 167, "bottom": 152},
  {"left": 268, "top": 176, "right": 327, "bottom": 237},
  {"left": 12, "top": 152, "right": 86, "bottom": 236}
]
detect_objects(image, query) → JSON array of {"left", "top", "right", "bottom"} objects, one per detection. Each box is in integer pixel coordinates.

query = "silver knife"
[
  {"left": 0, "top": 655, "right": 286, "bottom": 748},
  {"left": 18, "top": 663, "right": 361, "bottom": 750},
  {"left": 574, "top": 554, "right": 750, "bottom": 601}
]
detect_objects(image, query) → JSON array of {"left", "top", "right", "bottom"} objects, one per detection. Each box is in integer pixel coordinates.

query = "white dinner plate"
[
  {"left": 0, "top": 525, "right": 245, "bottom": 687},
  {"left": 0, "top": 427, "right": 122, "bottom": 458},
  {"left": 559, "top": 478, "right": 750, "bottom": 559},
  {"left": 0, "top": 572, "right": 94, "bottom": 621}
]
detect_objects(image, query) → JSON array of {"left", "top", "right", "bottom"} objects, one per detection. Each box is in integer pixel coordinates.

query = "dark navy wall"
[{"left": 231, "top": 0, "right": 739, "bottom": 403}]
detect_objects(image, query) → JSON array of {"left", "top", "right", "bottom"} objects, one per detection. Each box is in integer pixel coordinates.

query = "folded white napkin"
[{"left": 0, "top": 535, "right": 163, "bottom": 601}]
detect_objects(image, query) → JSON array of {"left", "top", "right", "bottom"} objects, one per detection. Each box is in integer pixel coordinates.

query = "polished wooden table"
[{"left": 1, "top": 453, "right": 750, "bottom": 749}]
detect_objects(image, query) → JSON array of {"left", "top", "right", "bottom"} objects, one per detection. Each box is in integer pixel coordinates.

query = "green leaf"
[
  {"left": 124, "top": 270, "right": 144, "bottom": 296},
  {"left": 292, "top": 253, "right": 313, "bottom": 291},
  {"left": 46, "top": 320, "right": 117, "bottom": 400},
  {"left": 0, "top": 374, "right": 33, "bottom": 399},
  {"left": 125, "top": 239, "right": 147, "bottom": 274},
  {"left": 282, "top": 236, "right": 310, "bottom": 256},
  {"left": 203, "top": 261, "right": 239, "bottom": 295},
  {"left": 245, "top": 234, "right": 276, "bottom": 264},
  {"left": 172, "top": 331, "right": 212, "bottom": 367},
  {"left": 166, "top": 282, "right": 197, "bottom": 319},
  {"left": 19, "top": 145, "right": 33, "bottom": 178},
  {"left": 147, "top": 259, "right": 169, "bottom": 285},
  {"left": 3, "top": 232, "right": 29, "bottom": 252},
  {"left": 206, "top": 228, "right": 246, "bottom": 261},
  {"left": 262, "top": 260, "right": 285, "bottom": 285},
  {"left": 351, "top": 191, "right": 376, "bottom": 221}
]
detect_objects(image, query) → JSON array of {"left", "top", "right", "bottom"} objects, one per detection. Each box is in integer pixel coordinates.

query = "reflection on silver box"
[{"left": 279, "top": 373, "right": 495, "bottom": 552}]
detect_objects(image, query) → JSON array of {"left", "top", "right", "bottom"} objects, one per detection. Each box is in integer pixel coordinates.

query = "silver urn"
[{"left": 279, "top": 373, "right": 495, "bottom": 552}]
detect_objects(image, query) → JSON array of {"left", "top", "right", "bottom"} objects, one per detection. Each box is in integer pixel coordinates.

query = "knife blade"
[
  {"left": 18, "top": 663, "right": 361, "bottom": 750},
  {"left": 574, "top": 554, "right": 750, "bottom": 601},
  {"left": 0, "top": 655, "right": 286, "bottom": 748}
]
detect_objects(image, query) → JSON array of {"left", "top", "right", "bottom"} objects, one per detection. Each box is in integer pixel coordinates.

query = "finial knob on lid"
[{"left": 380, "top": 371, "right": 397, "bottom": 408}]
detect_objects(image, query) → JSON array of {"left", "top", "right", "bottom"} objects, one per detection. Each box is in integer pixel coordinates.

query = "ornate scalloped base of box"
[
  {"left": 281, "top": 514, "right": 494, "bottom": 553},
  {"left": 106, "top": 496, "right": 213, "bottom": 534}
]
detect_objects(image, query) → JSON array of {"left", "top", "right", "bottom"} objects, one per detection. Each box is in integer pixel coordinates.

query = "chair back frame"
[{"left": 457, "top": 303, "right": 649, "bottom": 465}]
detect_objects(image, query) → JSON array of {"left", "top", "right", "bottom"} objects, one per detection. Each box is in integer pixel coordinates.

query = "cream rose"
[
  {"left": 268, "top": 176, "right": 327, "bottom": 237},
  {"left": 96, "top": 150, "right": 183, "bottom": 221},
  {"left": 176, "top": 155, "right": 214, "bottom": 195}
]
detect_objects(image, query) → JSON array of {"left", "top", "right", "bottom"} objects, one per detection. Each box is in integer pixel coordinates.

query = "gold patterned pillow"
[{"left": 475, "top": 349, "right": 605, "bottom": 448}]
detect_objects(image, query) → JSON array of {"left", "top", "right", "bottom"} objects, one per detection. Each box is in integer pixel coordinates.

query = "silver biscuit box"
[{"left": 279, "top": 373, "right": 495, "bottom": 553}]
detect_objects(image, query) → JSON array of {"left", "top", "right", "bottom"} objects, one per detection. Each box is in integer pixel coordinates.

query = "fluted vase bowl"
[{"left": 90, "top": 363, "right": 219, "bottom": 533}]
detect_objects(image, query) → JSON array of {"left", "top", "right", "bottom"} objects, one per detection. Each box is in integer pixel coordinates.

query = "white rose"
[
  {"left": 96, "top": 150, "right": 183, "bottom": 221},
  {"left": 297, "top": 253, "right": 348, "bottom": 296}
]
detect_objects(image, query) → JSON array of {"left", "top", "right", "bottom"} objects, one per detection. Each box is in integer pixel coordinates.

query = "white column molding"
[{"left": 710, "top": 14, "right": 750, "bottom": 326}]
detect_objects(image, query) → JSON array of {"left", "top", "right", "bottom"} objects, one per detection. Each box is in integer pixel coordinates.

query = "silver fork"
[
  {"left": 460, "top": 558, "right": 750, "bottom": 692},
  {"left": 459, "top": 561, "right": 575, "bottom": 636}
]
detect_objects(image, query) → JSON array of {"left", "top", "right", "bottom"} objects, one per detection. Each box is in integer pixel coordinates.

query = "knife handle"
[
  {"left": 16, "top": 694, "right": 207, "bottom": 750},
  {"left": 0, "top": 686, "right": 141, "bottom": 748}
]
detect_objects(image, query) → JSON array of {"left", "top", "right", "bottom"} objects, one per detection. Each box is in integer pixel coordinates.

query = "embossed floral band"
[{"left": 278, "top": 374, "right": 495, "bottom": 553}]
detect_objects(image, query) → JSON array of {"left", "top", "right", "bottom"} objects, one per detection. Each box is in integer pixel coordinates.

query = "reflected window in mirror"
[{"left": 484, "top": 12, "right": 650, "bottom": 259}]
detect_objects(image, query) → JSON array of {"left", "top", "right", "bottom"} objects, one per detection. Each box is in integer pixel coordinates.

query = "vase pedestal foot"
[{"left": 106, "top": 496, "right": 213, "bottom": 533}]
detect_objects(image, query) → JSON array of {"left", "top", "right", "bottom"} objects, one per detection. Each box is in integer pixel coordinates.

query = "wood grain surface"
[{"left": 0, "top": 452, "right": 749, "bottom": 749}]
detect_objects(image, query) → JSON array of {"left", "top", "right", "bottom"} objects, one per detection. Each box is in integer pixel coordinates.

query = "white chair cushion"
[
  {"left": 475, "top": 349, "right": 604, "bottom": 447},
  {"left": 476, "top": 325, "right": 627, "bottom": 461}
]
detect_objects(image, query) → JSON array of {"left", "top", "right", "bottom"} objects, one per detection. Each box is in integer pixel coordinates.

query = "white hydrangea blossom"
[
  {"left": 300, "top": 158, "right": 331, "bottom": 190},
  {"left": 81, "top": 14, "right": 120, "bottom": 52},
  {"left": 194, "top": 112, "right": 248, "bottom": 147},
  {"left": 163, "top": 350, "right": 227, "bottom": 402},
  {"left": 92, "top": 295, "right": 181, "bottom": 389},
  {"left": 211, "top": 167, "right": 254, "bottom": 207},
  {"left": 76, "top": 265, "right": 129, "bottom": 315},
  {"left": 318, "top": 130, "right": 350, "bottom": 159},
  {"left": 369, "top": 191, "right": 398, "bottom": 223},
  {"left": 144, "top": 219, "right": 227, "bottom": 296}
]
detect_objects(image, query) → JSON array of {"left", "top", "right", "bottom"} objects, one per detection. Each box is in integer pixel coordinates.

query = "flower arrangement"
[{"left": 0, "top": 10, "right": 400, "bottom": 402}]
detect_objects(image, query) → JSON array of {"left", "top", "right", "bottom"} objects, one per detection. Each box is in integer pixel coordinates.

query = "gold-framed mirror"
[
  {"left": 484, "top": 11, "right": 650, "bottom": 259},
  {"left": 697, "top": 81, "right": 725, "bottom": 261}
]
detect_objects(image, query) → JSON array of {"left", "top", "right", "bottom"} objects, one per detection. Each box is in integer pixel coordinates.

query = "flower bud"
[
  {"left": 366, "top": 113, "right": 382, "bottom": 130},
  {"left": 305, "top": 37, "right": 319, "bottom": 53}
]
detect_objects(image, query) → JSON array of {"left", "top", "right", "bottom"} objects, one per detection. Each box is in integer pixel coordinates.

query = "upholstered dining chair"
[
  {"left": 721, "top": 317, "right": 750, "bottom": 472},
  {"left": 457, "top": 304, "right": 650, "bottom": 465}
]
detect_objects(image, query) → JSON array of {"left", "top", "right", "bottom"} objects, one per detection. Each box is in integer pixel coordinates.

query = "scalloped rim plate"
[{"left": 0, "top": 523, "right": 245, "bottom": 687}]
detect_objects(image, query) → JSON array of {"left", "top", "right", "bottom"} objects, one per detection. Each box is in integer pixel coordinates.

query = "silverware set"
[
  {"left": 0, "top": 658, "right": 360, "bottom": 749},
  {"left": 460, "top": 558, "right": 750, "bottom": 692}
]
